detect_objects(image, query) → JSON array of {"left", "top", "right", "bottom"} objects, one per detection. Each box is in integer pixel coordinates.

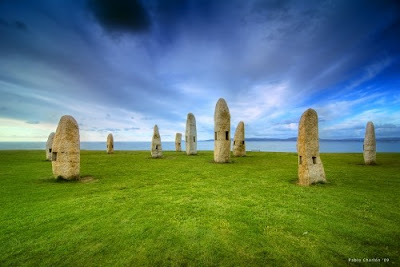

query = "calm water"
[{"left": 1, "top": 140, "right": 400, "bottom": 153}]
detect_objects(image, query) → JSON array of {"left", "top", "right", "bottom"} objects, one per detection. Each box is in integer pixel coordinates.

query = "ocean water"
[{"left": 0, "top": 140, "right": 400, "bottom": 153}]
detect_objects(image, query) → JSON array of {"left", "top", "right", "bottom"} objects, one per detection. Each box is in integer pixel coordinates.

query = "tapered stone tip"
[
  {"left": 153, "top": 125, "right": 159, "bottom": 134},
  {"left": 54, "top": 115, "right": 80, "bottom": 153},
  {"left": 107, "top": 133, "right": 114, "bottom": 154},
  {"left": 214, "top": 98, "right": 230, "bottom": 131},
  {"left": 363, "top": 121, "right": 376, "bottom": 165},
  {"left": 301, "top": 108, "right": 318, "bottom": 121},
  {"left": 46, "top": 132, "right": 55, "bottom": 160},
  {"left": 297, "top": 108, "right": 325, "bottom": 185},
  {"left": 187, "top": 113, "right": 195, "bottom": 120},
  {"left": 52, "top": 115, "right": 80, "bottom": 180}
]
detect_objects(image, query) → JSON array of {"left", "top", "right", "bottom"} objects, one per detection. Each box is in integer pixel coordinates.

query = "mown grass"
[{"left": 0, "top": 150, "right": 399, "bottom": 266}]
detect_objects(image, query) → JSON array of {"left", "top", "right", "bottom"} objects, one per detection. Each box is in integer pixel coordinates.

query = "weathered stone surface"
[
  {"left": 233, "top": 121, "right": 246, "bottom": 157},
  {"left": 297, "top": 108, "right": 326, "bottom": 185},
  {"left": 363, "top": 121, "right": 376, "bottom": 165},
  {"left": 185, "top": 113, "right": 197, "bottom": 155},
  {"left": 214, "top": 98, "right": 231, "bottom": 163},
  {"left": 52, "top": 115, "right": 80, "bottom": 180},
  {"left": 107, "top": 133, "right": 114, "bottom": 154},
  {"left": 45, "top": 132, "right": 55, "bottom": 161},
  {"left": 175, "top": 133, "right": 182, "bottom": 152},
  {"left": 151, "top": 125, "right": 162, "bottom": 158}
]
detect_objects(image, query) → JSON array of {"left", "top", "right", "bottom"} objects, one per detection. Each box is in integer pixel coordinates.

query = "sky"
[{"left": 0, "top": 0, "right": 399, "bottom": 142}]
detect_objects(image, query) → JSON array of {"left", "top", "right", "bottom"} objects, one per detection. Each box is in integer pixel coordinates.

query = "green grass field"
[{"left": 0, "top": 150, "right": 399, "bottom": 266}]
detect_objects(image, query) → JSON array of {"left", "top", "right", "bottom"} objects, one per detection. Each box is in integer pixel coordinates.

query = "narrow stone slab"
[
  {"left": 233, "top": 121, "right": 246, "bottom": 157},
  {"left": 175, "top": 133, "right": 182, "bottom": 152},
  {"left": 151, "top": 125, "right": 162, "bottom": 158},
  {"left": 107, "top": 133, "right": 114, "bottom": 154},
  {"left": 363, "top": 121, "right": 376, "bottom": 165},
  {"left": 214, "top": 98, "right": 231, "bottom": 163},
  {"left": 185, "top": 113, "right": 197, "bottom": 155},
  {"left": 52, "top": 115, "right": 80, "bottom": 180},
  {"left": 45, "top": 132, "right": 55, "bottom": 161},
  {"left": 297, "top": 108, "right": 326, "bottom": 185}
]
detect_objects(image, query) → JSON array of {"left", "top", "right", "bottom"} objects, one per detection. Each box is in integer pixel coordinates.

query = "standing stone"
[
  {"left": 363, "top": 121, "right": 376, "bottom": 165},
  {"left": 175, "top": 133, "right": 182, "bottom": 152},
  {"left": 214, "top": 98, "right": 231, "bottom": 163},
  {"left": 107, "top": 133, "right": 114, "bottom": 154},
  {"left": 297, "top": 108, "right": 326, "bottom": 185},
  {"left": 185, "top": 113, "right": 197, "bottom": 155},
  {"left": 45, "top": 132, "right": 55, "bottom": 161},
  {"left": 151, "top": 125, "right": 162, "bottom": 158},
  {"left": 52, "top": 115, "right": 80, "bottom": 180},
  {"left": 233, "top": 121, "right": 246, "bottom": 157}
]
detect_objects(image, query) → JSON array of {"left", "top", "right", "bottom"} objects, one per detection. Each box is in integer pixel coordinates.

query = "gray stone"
[
  {"left": 185, "top": 113, "right": 197, "bottom": 155},
  {"left": 175, "top": 133, "right": 182, "bottom": 152},
  {"left": 107, "top": 133, "right": 114, "bottom": 154},
  {"left": 233, "top": 121, "right": 246, "bottom": 157},
  {"left": 45, "top": 132, "right": 55, "bottom": 161},
  {"left": 151, "top": 125, "right": 162, "bottom": 158},
  {"left": 52, "top": 115, "right": 80, "bottom": 180},
  {"left": 214, "top": 98, "right": 231, "bottom": 163},
  {"left": 297, "top": 108, "right": 326, "bottom": 185},
  {"left": 363, "top": 121, "right": 376, "bottom": 165}
]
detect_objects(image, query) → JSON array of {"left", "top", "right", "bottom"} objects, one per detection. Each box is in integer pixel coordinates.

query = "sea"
[{"left": 1, "top": 140, "right": 400, "bottom": 153}]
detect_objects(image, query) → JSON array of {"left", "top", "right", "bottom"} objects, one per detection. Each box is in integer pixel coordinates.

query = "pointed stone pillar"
[
  {"left": 52, "top": 115, "right": 80, "bottom": 180},
  {"left": 175, "top": 133, "right": 182, "bottom": 152},
  {"left": 46, "top": 132, "right": 55, "bottom": 161},
  {"left": 297, "top": 108, "right": 326, "bottom": 185},
  {"left": 214, "top": 98, "right": 231, "bottom": 163},
  {"left": 107, "top": 133, "right": 114, "bottom": 154},
  {"left": 151, "top": 125, "right": 162, "bottom": 158},
  {"left": 233, "top": 121, "right": 246, "bottom": 157},
  {"left": 185, "top": 113, "right": 197, "bottom": 155},
  {"left": 363, "top": 121, "right": 376, "bottom": 165}
]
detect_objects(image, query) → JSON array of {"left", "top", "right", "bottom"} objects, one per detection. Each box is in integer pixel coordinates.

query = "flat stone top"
[{"left": 214, "top": 98, "right": 230, "bottom": 131}]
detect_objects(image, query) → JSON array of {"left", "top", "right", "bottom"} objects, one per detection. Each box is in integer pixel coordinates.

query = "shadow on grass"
[
  {"left": 37, "top": 175, "right": 97, "bottom": 184},
  {"left": 288, "top": 177, "right": 335, "bottom": 187}
]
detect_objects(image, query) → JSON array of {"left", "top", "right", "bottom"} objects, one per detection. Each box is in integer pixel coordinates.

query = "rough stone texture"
[
  {"left": 175, "top": 133, "right": 182, "bottom": 152},
  {"left": 297, "top": 108, "right": 326, "bottom": 185},
  {"left": 185, "top": 113, "right": 197, "bottom": 155},
  {"left": 233, "top": 121, "right": 246, "bottom": 157},
  {"left": 151, "top": 125, "right": 162, "bottom": 158},
  {"left": 214, "top": 98, "right": 231, "bottom": 163},
  {"left": 363, "top": 121, "right": 376, "bottom": 165},
  {"left": 52, "top": 115, "right": 80, "bottom": 180},
  {"left": 107, "top": 133, "right": 114, "bottom": 154},
  {"left": 45, "top": 132, "right": 55, "bottom": 161}
]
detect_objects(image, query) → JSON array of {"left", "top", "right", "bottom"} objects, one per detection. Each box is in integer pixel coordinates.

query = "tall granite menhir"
[
  {"left": 214, "top": 98, "right": 231, "bottom": 163},
  {"left": 151, "top": 125, "right": 162, "bottom": 158},
  {"left": 45, "top": 132, "right": 55, "bottom": 161},
  {"left": 107, "top": 133, "right": 114, "bottom": 154},
  {"left": 51, "top": 115, "right": 80, "bottom": 180},
  {"left": 297, "top": 108, "right": 326, "bottom": 185},
  {"left": 233, "top": 121, "right": 246, "bottom": 157},
  {"left": 175, "top": 133, "right": 182, "bottom": 152},
  {"left": 185, "top": 113, "right": 197, "bottom": 155},
  {"left": 363, "top": 121, "right": 376, "bottom": 165}
]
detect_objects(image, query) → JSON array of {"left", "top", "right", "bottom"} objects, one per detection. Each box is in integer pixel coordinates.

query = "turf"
[{"left": 0, "top": 150, "right": 399, "bottom": 266}]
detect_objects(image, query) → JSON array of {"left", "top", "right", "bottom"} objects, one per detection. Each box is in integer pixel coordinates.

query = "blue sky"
[{"left": 0, "top": 0, "right": 399, "bottom": 141}]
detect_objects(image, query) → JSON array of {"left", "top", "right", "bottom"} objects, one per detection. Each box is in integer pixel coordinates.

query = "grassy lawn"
[{"left": 0, "top": 150, "right": 399, "bottom": 266}]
